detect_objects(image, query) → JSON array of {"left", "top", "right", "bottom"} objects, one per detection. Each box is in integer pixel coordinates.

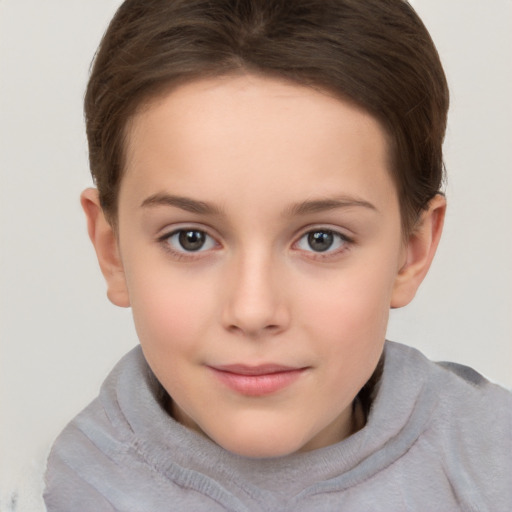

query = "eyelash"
[{"left": 157, "top": 227, "right": 353, "bottom": 261}]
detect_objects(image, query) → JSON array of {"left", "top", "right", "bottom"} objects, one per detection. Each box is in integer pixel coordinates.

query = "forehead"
[
  {"left": 127, "top": 74, "right": 389, "bottom": 157},
  {"left": 121, "top": 74, "right": 396, "bottom": 214}
]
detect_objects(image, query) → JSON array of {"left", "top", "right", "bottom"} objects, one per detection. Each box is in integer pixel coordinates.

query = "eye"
[
  {"left": 296, "top": 229, "right": 349, "bottom": 254},
  {"left": 164, "top": 229, "right": 217, "bottom": 253}
]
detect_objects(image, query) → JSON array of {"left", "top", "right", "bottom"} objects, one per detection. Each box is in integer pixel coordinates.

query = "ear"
[
  {"left": 80, "top": 188, "right": 130, "bottom": 308},
  {"left": 391, "top": 194, "right": 446, "bottom": 308}
]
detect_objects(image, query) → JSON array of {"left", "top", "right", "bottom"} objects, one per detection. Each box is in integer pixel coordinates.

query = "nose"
[{"left": 222, "top": 250, "right": 290, "bottom": 338}]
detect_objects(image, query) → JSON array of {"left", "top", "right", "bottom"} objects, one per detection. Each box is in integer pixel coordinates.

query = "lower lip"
[{"left": 209, "top": 368, "right": 306, "bottom": 396}]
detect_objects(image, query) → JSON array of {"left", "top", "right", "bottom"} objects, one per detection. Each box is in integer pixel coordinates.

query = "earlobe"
[
  {"left": 391, "top": 194, "right": 446, "bottom": 308},
  {"left": 80, "top": 188, "right": 130, "bottom": 308}
]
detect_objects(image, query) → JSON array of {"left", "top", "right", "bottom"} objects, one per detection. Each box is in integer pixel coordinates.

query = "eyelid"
[
  {"left": 156, "top": 222, "right": 219, "bottom": 241},
  {"left": 293, "top": 224, "right": 354, "bottom": 243}
]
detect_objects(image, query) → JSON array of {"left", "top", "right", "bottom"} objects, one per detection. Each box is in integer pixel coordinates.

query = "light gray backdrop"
[{"left": 1, "top": 1, "right": 511, "bottom": 510}]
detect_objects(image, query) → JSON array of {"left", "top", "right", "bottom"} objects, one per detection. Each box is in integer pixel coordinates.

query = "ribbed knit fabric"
[{"left": 44, "top": 342, "right": 512, "bottom": 511}]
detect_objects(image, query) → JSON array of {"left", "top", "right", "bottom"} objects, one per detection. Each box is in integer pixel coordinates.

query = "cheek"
[
  {"left": 296, "top": 261, "right": 396, "bottom": 360},
  {"left": 126, "top": 269, "right": 218, "bottom": 400},
  {"left": 126, "top": 265, "right": 216, "bottom": 353}
]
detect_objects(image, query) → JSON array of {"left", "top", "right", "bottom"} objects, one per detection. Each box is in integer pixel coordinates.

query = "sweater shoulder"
[
  {"left": 386, "top": 342, "right": 512, "bottom": 508},
  {"left": 384, "top": 341, "right": 512, "bottom": 465},
  {"left": 385, "top": 340, "right": 512, "bottom": 410}
]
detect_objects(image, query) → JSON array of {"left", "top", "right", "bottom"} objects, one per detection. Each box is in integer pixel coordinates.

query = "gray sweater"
[{"left": 44, "top": 342, "right": 512, "bottom": 511}]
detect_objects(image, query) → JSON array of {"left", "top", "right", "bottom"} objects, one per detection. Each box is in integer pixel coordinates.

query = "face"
[{"left": 109, "top": 75, "right": 410, "bottom": 457}]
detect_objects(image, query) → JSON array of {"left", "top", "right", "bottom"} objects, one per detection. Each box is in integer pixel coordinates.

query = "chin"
[
  {"left": 211, "top": 427, "right": 309, "bottom": 459},
  {"left": 225, "top": 440, "right": 301, "bottom": 459}
]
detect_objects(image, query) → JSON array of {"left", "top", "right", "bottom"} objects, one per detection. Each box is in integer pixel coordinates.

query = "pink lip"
[{"left": 208, "top": 364, "right": 307, "bottom": 396}]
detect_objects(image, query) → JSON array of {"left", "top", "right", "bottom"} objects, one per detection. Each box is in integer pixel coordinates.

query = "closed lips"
[{"left": 208, "top": 365, "right": 309, "bottom": 396}]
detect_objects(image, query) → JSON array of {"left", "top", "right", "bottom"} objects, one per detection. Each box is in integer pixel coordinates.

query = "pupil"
[
  {"left": 308, "top": 231, "right": 333, "bottom": 252},
  {"left": 179, "top": 230, "right": 205, "bottom": 251}
]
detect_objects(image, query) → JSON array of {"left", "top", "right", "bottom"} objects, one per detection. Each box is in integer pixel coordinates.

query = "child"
[{"left": 44, "top": 0, "right": 512, "bottom": 510}]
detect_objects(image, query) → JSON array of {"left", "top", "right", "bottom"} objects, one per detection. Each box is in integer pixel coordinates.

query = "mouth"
[{"left": 207, "top": 364, "right": 308, "bottom": 396}]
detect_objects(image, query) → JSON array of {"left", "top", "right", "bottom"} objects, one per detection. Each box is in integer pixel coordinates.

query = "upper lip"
[{"left": 209, "top": 364, "right": 306, "bottom": 376}]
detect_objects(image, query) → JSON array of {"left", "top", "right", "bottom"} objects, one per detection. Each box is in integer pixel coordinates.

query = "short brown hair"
[{"left": 85, "top": 0, "right": 449, "bottom": 234}]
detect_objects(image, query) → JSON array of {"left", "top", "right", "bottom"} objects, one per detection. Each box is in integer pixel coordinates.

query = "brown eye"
[
  {"left": 296, "top": 229, "right": 350, "bottom": 255},
  {"left": 178, "top": 230, "right": 206, "bottom": 251},
  {"left": 164, "top": 229, "right": 217, "bottom": 253},
  {"left": 307, "top": 231, "right": 334, "bottom": 252}
]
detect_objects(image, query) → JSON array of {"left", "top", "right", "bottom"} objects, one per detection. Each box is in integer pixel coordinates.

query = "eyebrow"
[
  {"left": 140, "top": 193, "right": 377, "bottom": 217},
  {"left": 286, "top": 197, "right": 378, "bottom": 216},
  {"left": 140, "top": 193, "right": 223, "bottom": 215}
]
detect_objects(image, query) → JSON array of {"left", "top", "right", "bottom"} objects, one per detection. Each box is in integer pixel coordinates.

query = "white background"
[{"left": 1, "top": 1, "right": 511, "bottom": 510}]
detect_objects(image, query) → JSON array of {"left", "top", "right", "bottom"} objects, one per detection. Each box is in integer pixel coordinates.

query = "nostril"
[
  {"left": 227, "top": 324, "right": 242, "bottom": 334},
  {"left": 226, "top": 322, "right": 281, "bottom": 337}
]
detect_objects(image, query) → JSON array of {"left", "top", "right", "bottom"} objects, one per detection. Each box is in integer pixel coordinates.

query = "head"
[{"left": 82, "top": 0, "right": 448, "bottom": 457}]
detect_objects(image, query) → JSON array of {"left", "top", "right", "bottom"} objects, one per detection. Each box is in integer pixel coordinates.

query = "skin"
[{"left": 82, "top": 74, "right": 445, "bottom": 458}]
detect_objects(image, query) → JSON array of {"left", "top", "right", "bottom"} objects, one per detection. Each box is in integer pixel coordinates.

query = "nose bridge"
[{"left": 223, "top": 244, "right": 288, "bottom": 336}]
